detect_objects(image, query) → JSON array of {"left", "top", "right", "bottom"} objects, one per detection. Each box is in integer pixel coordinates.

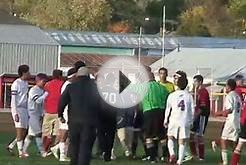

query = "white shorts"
[
  {"left": 221, "top": 122, "right": 239, "bottom": 142},
  {"left": 28, "top": 115, "right": 42, "bottom": 136},
  {"left": 11, "top": 108, "right": 28, "bottom": 129},
  {"left": 167, "top": 124, "right": 190, "bottom": 139}
]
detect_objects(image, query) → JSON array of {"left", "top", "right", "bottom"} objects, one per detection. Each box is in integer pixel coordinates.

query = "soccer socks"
[
  {"left": 231, "top": 149, "right": 241, "bottom": 165},
  {"left": 44, "top": 137, "right": 52, "bottom": 152},
  {"left": 35, "top": 137, "right": 45, "bottom": 154},
  {"left": 17, "top": 140, "right": 24, "bottom": 155},
  {"left": 59, "top": 142, "right": 66, "bottom": 158},
  {"left": 167, "top": 139, "right": 175, "bottom": 156},
  {"left": 198, "top": 142, "right": 205, "bottom": 159},
  {"left": 189, "top": 140, "right": 197, "bottom": 157},
  {"left": 177, "top": 143, "right": 186, "bottom": 164},
  {"left": 23, "top": 136, "right": 32, "bottom": 153},
  {"left": 221, "top": 149, "right": 228, "bottom": 165},
  {"left": 8, "top": 138, "right": 17, "bottom": 149}
]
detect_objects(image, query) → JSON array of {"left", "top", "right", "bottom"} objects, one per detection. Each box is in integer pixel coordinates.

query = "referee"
[{"left": 58, "top": 66, "right": 100, "bottom": 165}]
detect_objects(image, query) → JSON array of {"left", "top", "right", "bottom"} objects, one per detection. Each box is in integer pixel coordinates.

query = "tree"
[{"left": 12, "top": 0, "right": 112, "bottom": 31}]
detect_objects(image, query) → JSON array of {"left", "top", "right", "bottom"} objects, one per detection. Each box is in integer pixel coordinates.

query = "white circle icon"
[{"left": 96, "top": 57, "right": 150, "bottom": 109}]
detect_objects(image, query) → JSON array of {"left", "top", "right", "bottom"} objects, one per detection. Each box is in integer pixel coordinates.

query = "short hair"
[
  {"left": 52, "top": 69, "right": 63, "bottom": 79},
  {"left": 175, "top": 70, "right": 187, "bottom": 79},
  {"left": 18, "top": 65, "right": 29, "bottom": 77},
  {"left": 67, "top": 68, "right": 77, "bottom": 77},
  {"left": 177, "top": 77, "right": 188, "bottom": 90},
  {"left": 74, "top": 60, "right": 86, "bottom": 71},
  {"left": 226, "top": 79, "right": 237, "bottom": 90},
  {"left": 158, "top": 67, "right": 168, "bottom": 74},
  {"left": 193, "top": 75, "right": 204, "bottom": 83},
  {"left": 36, "top": 73, "right": 48, "bottom": 81},
  {"left": 144, "top": 65, "right": 151, "bottom": 72},
  {"left": 235, "top": 74, "right": 244, "bottom": 81}
]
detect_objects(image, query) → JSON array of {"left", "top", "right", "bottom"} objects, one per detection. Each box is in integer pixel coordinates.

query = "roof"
[
  {"left": 60, "top": 53, "right": 160, "bottom": 68},
  {"left": 0, "top": 10, "right": 30, "bottom": 25},
  {"left": 0, "top": 24, "right": 59, "bottom": 45},
  {"left": 171, "top": 36, "right": 246, "bottom": 49},
  {"left": 47, "top": 30, "right": 176, "bottom": 50},
  {"left": 151, "top": 48, "right": 246, "bottom": 81}
]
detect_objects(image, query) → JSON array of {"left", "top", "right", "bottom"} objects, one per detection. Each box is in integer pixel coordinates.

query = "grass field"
[{"left": 1, "top": 112, "right": 246, "bottom": 165}]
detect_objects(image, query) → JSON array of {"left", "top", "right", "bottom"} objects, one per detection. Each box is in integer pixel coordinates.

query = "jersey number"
[{"left": 178, "top": 100, "right": 185, "bottom": 111}]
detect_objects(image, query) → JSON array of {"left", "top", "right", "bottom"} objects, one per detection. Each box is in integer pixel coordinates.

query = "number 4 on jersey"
[{"left": 178, "top": 100, "right": 185, "bottom": 111}]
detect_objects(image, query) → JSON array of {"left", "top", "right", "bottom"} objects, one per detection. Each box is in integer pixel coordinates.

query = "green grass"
[{"left": 1, "top": 133, "right": 246, "bottom": 165}]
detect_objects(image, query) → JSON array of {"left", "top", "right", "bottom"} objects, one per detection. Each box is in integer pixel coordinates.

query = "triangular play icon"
[{"left": 119, "top": 71, "right": 131, "bottom": 93}]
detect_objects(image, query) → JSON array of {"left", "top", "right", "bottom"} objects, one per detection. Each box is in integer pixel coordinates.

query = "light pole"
[
  {"left": 161, "top": 5, "right": 166, "bottom": 67},
  {"left": 138, "top": 17, "right": 150, "bottom": 66}
]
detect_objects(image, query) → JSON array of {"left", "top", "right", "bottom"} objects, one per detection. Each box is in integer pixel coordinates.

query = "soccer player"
[
  {"left": 10, "top": 65, "right": 30, "bottom": 158},
  {"left": 190, "top": 75, "right": 210, "bottom": 160},
  {"left": 164, "top": 73, "right": 195, "bottom": 165},
  {"left": 42, "top": 69, "right": 64, "bottom": 153},
  {"left": 50, "top": 68, "right": 77, "bottom": 162},
  {"left": 214, "top": 79, "right": 241, "bottom": 165},
  {"left": 142, "top": 71, "right": 169, "bottom": 163},
  {"left": 158, "top": 67, "right": 175, "bottom": 93},
  {"left": 22, "top": 73, "right": 48, "bottom": 157}
]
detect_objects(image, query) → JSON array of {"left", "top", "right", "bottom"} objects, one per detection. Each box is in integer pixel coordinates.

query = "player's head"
[
  {"left": 18, "top": 64, "right": 30, "bottom": 80},
  {"left": 52, "top": 69, "right": 63, "bottom": 79},
  {"left": 67, "top": 67, "right": 77, "bottom": 82},
  {"left": 35, "top": 73, "right": 48, "bottom": 88},
  {"left": 74, "top": 60, "right": 86, "bottom": 72},
  {"left": 235, "top": 74, "right": 244, "bottom": 86},
  {"left": 177, "top": 77, "right": 188, "bottom": 90},
  {"left": 158, "top": 67, "right": 168, "bottom": 81},
  {"left": 226, "top": 79, "right": 237, "bottom": 93},
  {"left": 173, "top": 70, "right": 187, "bottom": 85},
  {"left": 193, "top": 74, "right": 203, "bottom": 88}
]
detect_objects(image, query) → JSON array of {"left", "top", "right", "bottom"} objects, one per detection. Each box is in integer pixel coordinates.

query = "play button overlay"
[
  {"left": 97, "top": 56, "right": 150, "bottom": 109},
  {"left": 119, "top": 71, "right": 131, "bottom": 93}
]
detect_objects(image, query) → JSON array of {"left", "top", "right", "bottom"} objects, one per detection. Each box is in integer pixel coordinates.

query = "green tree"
[{"left": 12, "top": 0, "right": 112, "bottom": 31}]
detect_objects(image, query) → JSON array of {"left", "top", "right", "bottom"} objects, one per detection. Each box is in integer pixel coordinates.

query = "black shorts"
[
  {"left": 239, "top": 123, "right": 246, "bottom": 139},
  {"left": 191, "top": 115, "right": 209, "bottom": 136},
  {"left": 143, "top": 109, "right": 165, "bottom": 140}
]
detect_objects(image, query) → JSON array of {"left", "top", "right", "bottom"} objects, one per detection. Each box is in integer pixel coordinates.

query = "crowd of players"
[{"left": 4, "top": 61, "right": 246, "bottom": 165}]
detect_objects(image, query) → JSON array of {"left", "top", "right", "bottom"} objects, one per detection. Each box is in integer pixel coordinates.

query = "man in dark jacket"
[{"left": 58, "top": 66, "right": 100, "bottom": 165}]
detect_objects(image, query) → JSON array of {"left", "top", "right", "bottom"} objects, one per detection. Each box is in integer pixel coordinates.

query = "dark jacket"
[{"left": 58, "top": 76, "right": 100, "bottom": 126}]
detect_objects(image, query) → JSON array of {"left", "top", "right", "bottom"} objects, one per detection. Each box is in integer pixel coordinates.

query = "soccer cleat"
[
  {"left": 50, "top": 146, "right": 59, "bottom": 159},
  {"left": 125, "top": 150, "right": 131, "bottom": 157},
  {"left": 142, "top": 156, "right": 150, "bottom": 161},
  {"left": 41, "top": 152, "right": 48, "bottom": 158},
  {"left": 169, "top": 155, "right": 177, "bottom": 164},
  {"left": 60, "top": 156, "right": 70, "bottom": 162},
  {"left": 212, "top": 141, "right": 217, "bottom": 152},
  {"left": 6, "top": 146, "right": 15, "bottom": 156},
  {"left": 18, "top": 153, "right": 28, "bottom": 159},
  {"left": 182, "top": 155, "right": 193, "bottom": 163}
]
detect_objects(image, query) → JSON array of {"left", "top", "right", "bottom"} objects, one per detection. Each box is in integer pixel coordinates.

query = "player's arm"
[
  {"left": 215, "top": 95, "right": 233, "bottom": 117},
  {"left": 32, "top": 90, "right": 49, "bottom": 104},
  {"left": 11, "top": 82, "right": 19, "bottom": 113},
  {"left": 58, "top": 85, "right": 71, "bottom": 122},
  {"left": 164, "top": 95, "right": 171, "bottom": 128}
]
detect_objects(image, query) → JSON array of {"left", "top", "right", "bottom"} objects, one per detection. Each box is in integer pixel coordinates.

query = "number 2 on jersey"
[{"left": 178, "top": 100, "right": 185, "bottom": 111}]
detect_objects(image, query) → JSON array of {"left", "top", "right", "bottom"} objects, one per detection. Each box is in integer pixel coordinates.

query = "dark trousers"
[
  {"left": 69, "top": 123, "right": 96, "bottom": 165},
  {"left": 97, "top": 119, "right": 116, "bottom": 161},
  {"left": 132, "top": 130, "right": 147, "bottom": 156}
]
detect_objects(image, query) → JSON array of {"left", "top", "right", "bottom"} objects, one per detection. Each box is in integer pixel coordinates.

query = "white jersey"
[
  {"left": 11, "top": 78, "right": 29, "bottom": 112},
  {"left": 61, "top": 80, "right": 71, "bottom": 121},
  {"left": 164, "top": 90, "right": 195, "bottom": 127},
  {"left": 28, "top": 85, "right": 48, "bottom": 117},
  {"left": 224, "top": 91, "right": 241, "bottom": 129}
]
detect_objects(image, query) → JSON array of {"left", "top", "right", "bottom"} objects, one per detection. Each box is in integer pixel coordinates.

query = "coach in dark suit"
[{"left": 58, "top": 66, "right": 100, "bottom": 165}]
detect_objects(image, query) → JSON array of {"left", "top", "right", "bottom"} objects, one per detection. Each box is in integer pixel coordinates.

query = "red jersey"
[
  {"left": 44, "top": 79, "right": 64, "bottom": 114},
  {"left": 236, "top": 86, "right": 246, "bottom": 124},
  {"left": 195, "top": 87, "right": 210, "bottom": 116}
]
